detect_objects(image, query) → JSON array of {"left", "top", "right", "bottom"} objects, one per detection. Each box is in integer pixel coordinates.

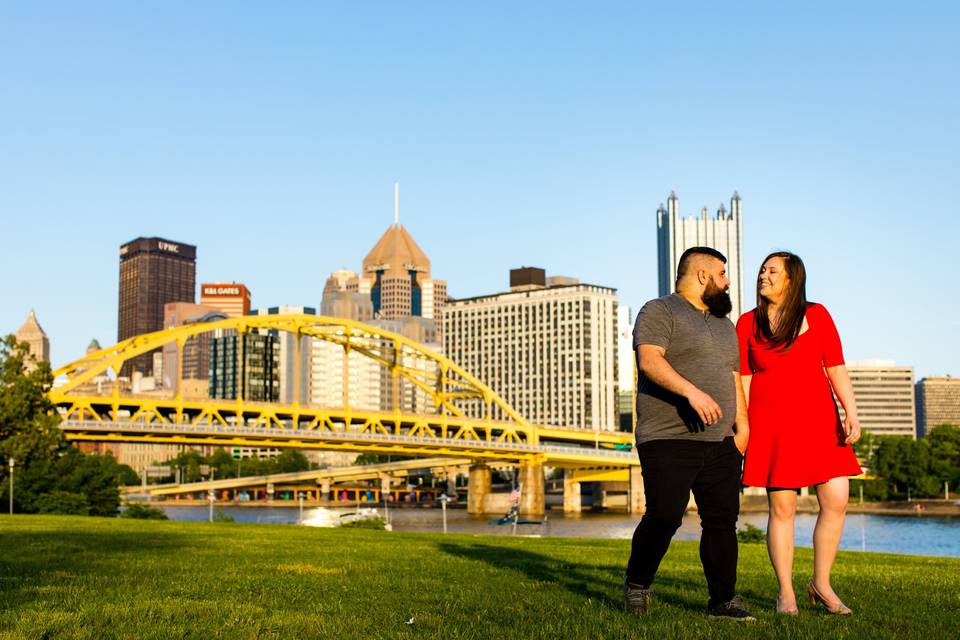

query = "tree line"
[{"left": 854, "top": 424, "right": 960, "bottom": 500}]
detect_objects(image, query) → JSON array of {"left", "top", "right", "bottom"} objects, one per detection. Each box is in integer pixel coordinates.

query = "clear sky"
[{"left": 2, "top": 2, "right": 957, "bottom": 379}]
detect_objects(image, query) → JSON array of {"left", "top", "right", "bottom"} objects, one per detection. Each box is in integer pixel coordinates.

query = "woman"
[{"left": 736, "top": 252, "right": 862, "bottom": 616}]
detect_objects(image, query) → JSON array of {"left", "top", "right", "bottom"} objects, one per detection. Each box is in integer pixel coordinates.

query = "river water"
[{"left": 154, "top": 505, "right": 960, "bottom": 558}]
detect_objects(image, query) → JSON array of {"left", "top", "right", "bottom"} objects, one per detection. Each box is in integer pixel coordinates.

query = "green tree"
[
  {"left": 0, "top": 335, "right": 64, "bottom": 512},
  {"left": 0, "top": 335, "right": 128, "bottom": 515}
]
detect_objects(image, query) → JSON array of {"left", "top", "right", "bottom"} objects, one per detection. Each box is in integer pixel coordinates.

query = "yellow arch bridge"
[{"left": 49, "top": 315, "right": 641, "bottom": 514}]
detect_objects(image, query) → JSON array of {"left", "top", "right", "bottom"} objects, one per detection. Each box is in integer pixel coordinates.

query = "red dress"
[{"left": 737, "top": 303, "right": 862, "bottom": 488}]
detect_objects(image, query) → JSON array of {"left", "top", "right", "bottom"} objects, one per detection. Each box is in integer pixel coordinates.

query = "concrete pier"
[
  {"left": 563, "top": 470, "right": 581, "bottom": 513},
  {"left": 519, "top": 461, "right": 545, "bottom": 517},
  {"left": 467, "top": 463, "right": 491, "bottom": 514}
]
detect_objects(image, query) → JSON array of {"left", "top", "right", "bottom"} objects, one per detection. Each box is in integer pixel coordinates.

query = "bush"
[
  {"left": 34, "top": 491, "right": 90, "bottom": 515},
  {"left": 341, "top": 516, "right": 387, "bottom": 530},
  {"left": 736, "top": 523, "right": 765, "bottom": 544},
  {"left": 213, "top": 507, "right": 234, "bottom": 523},
  {"left": 120, "top": 503, "right": 169, "bottom": 520}
]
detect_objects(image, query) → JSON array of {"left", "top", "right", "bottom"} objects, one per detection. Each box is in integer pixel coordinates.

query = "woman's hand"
[{"left": 843, "top": 414, "right": 861, "bottom": 445}]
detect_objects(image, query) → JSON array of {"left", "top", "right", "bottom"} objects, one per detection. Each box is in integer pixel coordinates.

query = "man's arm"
[
  {"left": 733, "top": 372, "right": 749, "bottom": 454},
  {"left": 637, "top": 344, "right": 722, "bottom": 425}
]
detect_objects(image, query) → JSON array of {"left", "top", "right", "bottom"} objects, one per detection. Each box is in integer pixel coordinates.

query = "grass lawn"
[{"left": 1, "top": 515, "right": 958, "bottom": 639}]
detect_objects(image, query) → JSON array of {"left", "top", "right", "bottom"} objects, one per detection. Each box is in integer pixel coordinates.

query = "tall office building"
[
  {"left": 841, "top": 361, "right": 916, "bottom": 438},
  {"left": 209, "top": 333, "right": 280, "bottom": 402},
  {"left": 118, "top": 237, "right": 196, "bottom": 377},
  {"left": 200, "top": 283, "right": 251, "bottom": 317},
  {"left": 657, "top": 191, "right": 745, "bottom": 318},
  {"left": 362, "top": 224, "right": 447, "bottom": 321},
  {"left": 916, "top": 377, "right": 960, "bottom": 437},
  {"left": 442, "top": 268, "right": 619, "bottom": 431},
  {"left": 15, "top": 310, "right": 50, "bottom": 369},
  {"left": 254, "top": 306, "right": 314, "bottom": 404}
]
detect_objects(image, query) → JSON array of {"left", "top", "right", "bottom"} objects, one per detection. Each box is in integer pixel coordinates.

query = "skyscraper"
[
  {"left": 657, "top": 191, "right": 745, "bottom": 318},
  {"left": 362, "top": 224, "right": 447, "bottom": 320},
  {"left": 15, "top": 310, "right": 50, "bottom": 369},
  {"left": 118, "top": 237, "right": 196, "bottom": 377}
]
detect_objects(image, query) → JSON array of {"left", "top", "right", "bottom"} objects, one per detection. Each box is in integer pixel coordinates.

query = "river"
[{"left": 153, "top": 505, "right": 960, "bottom": 558}]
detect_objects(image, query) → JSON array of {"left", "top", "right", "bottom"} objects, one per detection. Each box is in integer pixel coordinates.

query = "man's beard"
[{"left": 702, "top": 278, "right": 733, "bottom": 317}]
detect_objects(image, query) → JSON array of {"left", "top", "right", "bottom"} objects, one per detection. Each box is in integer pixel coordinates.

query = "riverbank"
[
  {"left": 2, "top": 515, "right": 957, "bottom": 639},
  {"left": 141, "top": 495, "right": 960, "bottom": 517}
]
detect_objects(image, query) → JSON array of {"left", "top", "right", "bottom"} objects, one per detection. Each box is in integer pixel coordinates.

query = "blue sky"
[{"left": 2, "top": 2, "right": 957, "bottom": 378}]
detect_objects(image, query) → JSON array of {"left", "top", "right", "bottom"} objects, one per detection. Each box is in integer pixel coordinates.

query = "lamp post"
[{"left": 8, "top": 458, "right": 14, "bottom": 515}]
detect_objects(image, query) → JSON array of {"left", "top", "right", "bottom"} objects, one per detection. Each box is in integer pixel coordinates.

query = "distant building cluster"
[{"left": 13, "top": 188, "right": 959, "bottom": 473}]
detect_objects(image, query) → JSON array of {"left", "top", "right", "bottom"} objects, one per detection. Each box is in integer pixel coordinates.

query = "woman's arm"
[{"left": 826, "top": 364, "right": 861, "bottom": 444}]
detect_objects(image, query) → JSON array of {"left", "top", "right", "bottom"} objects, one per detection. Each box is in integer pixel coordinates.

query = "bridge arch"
[{"left": 50, "top": 314, "right": 529, "bottom": 431}]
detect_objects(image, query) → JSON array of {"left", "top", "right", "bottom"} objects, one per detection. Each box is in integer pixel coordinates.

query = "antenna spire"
[{"left": 394, "top": 182, "right": 400, "bottom": 226}]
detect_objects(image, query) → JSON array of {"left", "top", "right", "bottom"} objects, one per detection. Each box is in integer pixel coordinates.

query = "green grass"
[{"left": 1, "top": 515, "right": 958, "bottom": 639}]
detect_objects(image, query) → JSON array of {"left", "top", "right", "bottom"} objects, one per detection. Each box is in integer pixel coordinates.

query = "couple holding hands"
[{"left": 624, "top": 247, "right": 861, "bottom": 620}]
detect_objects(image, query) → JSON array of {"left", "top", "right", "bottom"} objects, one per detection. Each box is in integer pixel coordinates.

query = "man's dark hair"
[{"left": 676, "top": 246, "right": 727, "bottom": 283}]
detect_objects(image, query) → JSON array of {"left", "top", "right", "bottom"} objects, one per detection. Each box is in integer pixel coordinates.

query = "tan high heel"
[{"left": 806, "top": 581, "right": 852, "bottom": 615}]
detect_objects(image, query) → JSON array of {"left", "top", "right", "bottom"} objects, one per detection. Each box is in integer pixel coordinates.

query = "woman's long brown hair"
[{"left": 754, "top": 251, "right": 808, "bottom": 350}]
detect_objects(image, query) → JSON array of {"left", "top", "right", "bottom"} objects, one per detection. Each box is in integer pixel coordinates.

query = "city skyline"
[{"left": 2, "top": 4, "right": 957, "bottom": 379}]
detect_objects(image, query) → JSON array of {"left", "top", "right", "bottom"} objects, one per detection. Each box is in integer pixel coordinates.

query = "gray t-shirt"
[{"left": 633, "top": 293, "right": 739, "bottom": 444}]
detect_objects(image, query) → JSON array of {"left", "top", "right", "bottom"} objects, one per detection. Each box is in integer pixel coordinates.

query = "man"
[{"left": 623, "top": 246, "right": 753, "bottom": 620}]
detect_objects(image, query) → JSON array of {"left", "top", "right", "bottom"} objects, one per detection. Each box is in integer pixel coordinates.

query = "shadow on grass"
[
  {"left": 436, "top": 541, "right": 777, "bottom": 615},
  {"left": 0, "top": 526, "right": 190, "bottom": 612},
  {"left": 438, "top": 541, "right": 713, "bottom": 613}
]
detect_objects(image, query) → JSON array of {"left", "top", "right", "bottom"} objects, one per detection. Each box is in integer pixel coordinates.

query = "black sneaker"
[
  {"left": 623, "top": 579, "right": 650, "bottom": 616},
  {"left": 706, "top": 595, "right": 756, "bottom": 621}
]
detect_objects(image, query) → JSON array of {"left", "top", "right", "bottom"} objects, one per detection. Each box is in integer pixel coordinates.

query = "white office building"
[
  {"left": 442, "top": 268, "right": 619, "bottom": 431},
  {"left": 843, "top": 360, "right": 916, "bottom": 438}
]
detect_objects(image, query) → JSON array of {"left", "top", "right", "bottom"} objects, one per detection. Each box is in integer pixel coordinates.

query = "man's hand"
[
  {"left": 844, "top": 415, "right": 861, "bottom": 445},
  {"left": 685, "top": 387, "right": 722, "bottom": 426}
]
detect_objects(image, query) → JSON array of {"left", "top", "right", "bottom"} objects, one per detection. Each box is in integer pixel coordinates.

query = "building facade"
[
  {"left": 15, "top": 310, "right": 50, "bottom": 369},
  {"left": 362, "top": 223, "right": 447, "bottom": 321},
  {"left": 657, "top": 191, "right": 745, "bottom": 319},
  {"left": 160, "top": 302, "right": 227, "bottom": 397},
  {"left": 442, "top": 269, "right": 619, "bottom": 431},
  {"left": 916, "top": 377, "right": 960, "bottom": 437},
  {"left": 209, "top": 333, "right": 280, "bottom": 402},
  {"left": 253, "top": 306, "right": 314, "bottom": 404},
  {"left": 842, "top": 361, "right": 916, "bottom": 438},
  {"left": 118, "top": 237, "right": 196, "bottom": 377},
  {"left": 200, "top": 283, "right": 251, "bottom": 317}
]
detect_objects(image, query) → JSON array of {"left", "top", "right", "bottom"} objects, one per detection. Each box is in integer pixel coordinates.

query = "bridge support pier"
[
  {"left": 563, "top": 470, "right": 581, "bottom": 513},
  {"left": 467, "top": 463, "right": 491, "bottom": 514},
  {"left": 629, "top": 466, "right": 645, "bottom": 514},
  {"left": 380, "top": 474, "right": 392, "bottom": 502},
  {"left": 319, "top": 479, "right": 331, "bottom": 502},
  {"left": 519, "top": 461, "right": 545, "bottom": 517}
]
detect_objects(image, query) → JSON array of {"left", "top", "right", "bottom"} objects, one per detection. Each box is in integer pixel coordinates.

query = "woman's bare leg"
[
  {"left": 767, "top": 489, "right": 798, "bottom": 609},
  {"left": 812, "top": 477, "right": 849, "bottom": 603}
]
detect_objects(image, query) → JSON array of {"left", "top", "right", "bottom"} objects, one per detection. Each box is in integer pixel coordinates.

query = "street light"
[{"left": 8, "top": 458, "right": 14, "bottom": 515}]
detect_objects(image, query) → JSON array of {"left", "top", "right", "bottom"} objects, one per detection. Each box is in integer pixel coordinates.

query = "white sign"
[{"left": 158, "top": 241, "right": 180, "bottom": 253}]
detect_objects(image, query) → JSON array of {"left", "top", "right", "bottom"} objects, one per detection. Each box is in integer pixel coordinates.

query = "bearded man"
[{"left": 623, "top": 246, "right": 754, "bottom": 621}]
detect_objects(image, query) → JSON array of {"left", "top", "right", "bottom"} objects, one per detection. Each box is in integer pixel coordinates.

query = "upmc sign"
[{"left": 203, "top": 285, "right": 242, "bottom": 297}]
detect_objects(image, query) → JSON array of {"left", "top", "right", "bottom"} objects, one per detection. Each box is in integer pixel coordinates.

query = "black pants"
[{"left": 625, "top": 436, "right": 743, "bottom": 607}]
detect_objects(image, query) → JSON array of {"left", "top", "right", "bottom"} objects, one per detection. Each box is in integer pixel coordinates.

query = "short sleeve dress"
[{"left": 736, "top": 303, "right": 862, "bottom": 488}]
